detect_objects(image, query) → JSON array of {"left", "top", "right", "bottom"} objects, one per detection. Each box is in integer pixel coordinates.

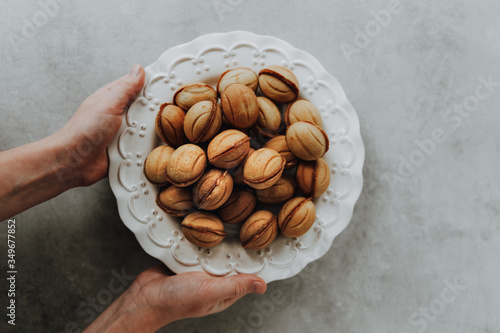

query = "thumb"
[
  {"left": 99, "top": 64, "right": 146, "bottom": 113},
  {"left": 204, "top": 274, "right": 267, "bottom": 313}
]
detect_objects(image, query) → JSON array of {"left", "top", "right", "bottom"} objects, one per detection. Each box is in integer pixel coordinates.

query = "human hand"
[
  {"left": 55, "top": 64, "right": 145, "bottom": 186},
  {"left": 85, "top": 265, "right": 267, "bottom": 332},
  {"left": 0, "top": 65, "right": 146, "bottom": 220}
]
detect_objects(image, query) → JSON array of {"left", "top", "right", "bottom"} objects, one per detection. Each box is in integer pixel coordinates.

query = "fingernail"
[
  {"left": 252, "top": 281, "right": 265, "bottom": 294},
  {"left": 131, "top": 64, "right": 141, "bottom": 76}
]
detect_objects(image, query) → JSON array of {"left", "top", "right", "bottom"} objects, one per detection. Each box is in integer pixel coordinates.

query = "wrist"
[
  {"left": 0, "top": 132, "right": 81, "bottom": 220},
  {"left": 53, "top": 117, "right": 112, "bottom": 187},
  {"left": 86, "top": 285, "right": 168, "bottom": 333},
  {"left": 126, "top": 281, "right": 173, "bottom": 331},
  {"left": 109, "top": 293, "right": 162, "bottom": 333},
  {"left": 46, "top": 131, "right": 85, "bottom": 189}
]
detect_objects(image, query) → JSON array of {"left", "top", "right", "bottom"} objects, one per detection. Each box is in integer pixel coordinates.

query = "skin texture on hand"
[
  {"left": 0, "top": 65, "right": 145, "bottom": 220},
  {"left": 84, "top": 265, "right": 267, "bottom": 332}
]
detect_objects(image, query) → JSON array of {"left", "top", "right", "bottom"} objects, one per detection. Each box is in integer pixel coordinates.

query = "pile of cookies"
[{"left": 144, "top": 65, "right": 331, "bottom": 250}]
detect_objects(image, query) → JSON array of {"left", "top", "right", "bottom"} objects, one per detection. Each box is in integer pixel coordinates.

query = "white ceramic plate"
[{"left": 108, "top": 31, "right": 365, "bottom": 283}]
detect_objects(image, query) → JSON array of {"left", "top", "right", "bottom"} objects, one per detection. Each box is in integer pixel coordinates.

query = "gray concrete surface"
[{"left": 1, "top": 0, "right": 499, "bottom": 332}]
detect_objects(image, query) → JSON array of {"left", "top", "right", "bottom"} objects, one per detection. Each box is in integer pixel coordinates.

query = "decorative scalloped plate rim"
[{"left": 108, "top": 31, "right": 365, "bottom": 283}]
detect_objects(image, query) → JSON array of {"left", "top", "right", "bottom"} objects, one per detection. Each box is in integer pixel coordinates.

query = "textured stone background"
[{"left": 1, "top": 0, "right": 499, "bottom": 332}]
